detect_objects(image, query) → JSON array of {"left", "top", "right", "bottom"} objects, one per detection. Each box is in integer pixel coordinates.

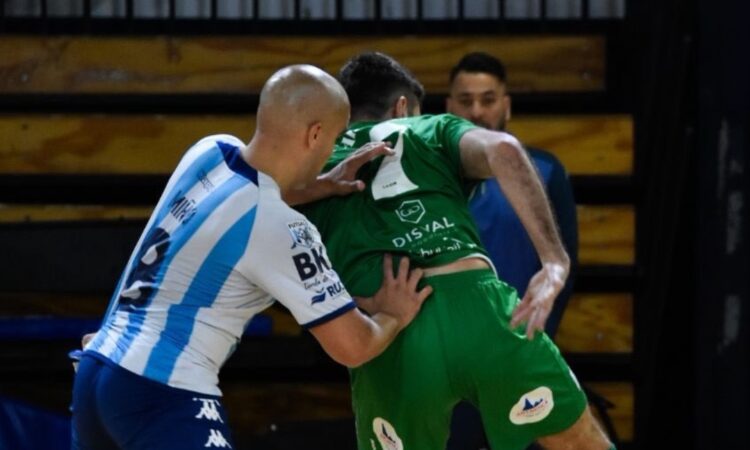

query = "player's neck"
[{"left": 242, "top": 134, "right": 297, "bottom": 192}]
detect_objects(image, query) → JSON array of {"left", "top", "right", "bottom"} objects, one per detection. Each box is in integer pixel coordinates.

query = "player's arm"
[
  {"left": 284, "top": 142, "right": 394, "bottom": 206},
  {"left": 308, "top": 255, "right": 432, "bottom": 368},
  {"left": 458, "top": 128, "right": 570, "bottom": 338},
  {"left": 544, "top": 157, "right": 579, "bottom": 336}
]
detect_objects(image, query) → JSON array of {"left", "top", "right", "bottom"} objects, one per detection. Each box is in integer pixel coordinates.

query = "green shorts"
[{"left": 351, "top": 269, "right": 587, "bottom": 450}]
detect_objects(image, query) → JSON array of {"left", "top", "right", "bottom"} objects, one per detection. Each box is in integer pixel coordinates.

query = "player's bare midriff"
[{"left": 422, "top": 257, "right": 490, "bottom": 277}]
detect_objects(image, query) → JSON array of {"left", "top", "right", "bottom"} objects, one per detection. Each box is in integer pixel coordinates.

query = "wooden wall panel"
[
  {"left": 556, "top": 293, "right": 633, "bottom": 353},
  {"left": 577, "top": 205, "right": 635, "bottom": 265},
  {"left": 0, "top": 36, "right": 604, "bottom": 94},
  {"left": 587, "top": 382, "right": 634, "bottom": 441},
  {"left": 0, "top": 114, "right": 631, "bottom": 175},
  {"left": 0, "top": 115, "right": 254, "bottom": 174},
  {"left": 510, "top": 115, "right": 633, "bottom": 175}
]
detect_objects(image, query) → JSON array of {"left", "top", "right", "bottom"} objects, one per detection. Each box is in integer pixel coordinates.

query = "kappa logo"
[
  {"left": 287, "top": 220, "right": 317, "bottom": 249},
  {"left": 204, "top": 429, "right": 232, "bottom": 448},
  {"left": 395, "top": 199, "right": 426, "bottom": 224},
  {"left": 509, "top": 387, "right": 554, "bottom": 425},
  {"left": 372, "top": 417, "right": 403, "bottom": 450},
  {"left": 194, "top": 398, "right": 224, "bottom": 423}
]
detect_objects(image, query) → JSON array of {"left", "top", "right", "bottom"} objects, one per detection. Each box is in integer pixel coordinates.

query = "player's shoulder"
[
  {"left": 525, "top": 147, "right": 570, "bottom": 184},
  {"left": 255, "top": 175, "right": 313, "bottom": 230},
  {"left": 179, "top": 133, "right": 245, "bottom": 163},
  {"left": 394, "top": 113, "right": 472, "bottom": 128},
  {"left": 526, "top": 146, "right": 563, "bottom": 166},
  {"left": 247, "top": 186, "right": 325, "bottom": 264},
  {"left": 195, "top": 134, "right": 244, "bottom": 148},
  {"left": 185, "top": 134, "right": 243, "bottom": 154}
]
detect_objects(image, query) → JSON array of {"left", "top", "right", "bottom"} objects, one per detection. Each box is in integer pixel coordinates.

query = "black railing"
[{"left": 0, "top": 0, "right": 626, "bottom": 32}]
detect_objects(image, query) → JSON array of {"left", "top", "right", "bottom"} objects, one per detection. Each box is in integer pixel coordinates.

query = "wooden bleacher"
[
  {"left": 0, "top": 33, "right": 634, "bottom": 447},
  {"left": 0, "top": 36, "right": 604, "bottom": 94}
]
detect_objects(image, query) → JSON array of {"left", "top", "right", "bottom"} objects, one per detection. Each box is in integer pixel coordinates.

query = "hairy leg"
[{"left": 536, "top": 406, "right": 613, "bottom": 450}]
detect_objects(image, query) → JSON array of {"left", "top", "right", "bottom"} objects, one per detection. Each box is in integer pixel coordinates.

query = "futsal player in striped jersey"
[{"left": 71, "top": 65, "right": 432, "bottom": 450}]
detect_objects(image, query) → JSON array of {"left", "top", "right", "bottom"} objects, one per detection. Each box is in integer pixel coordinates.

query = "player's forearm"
[
  {"left": 283, "top": 176, "right": 333, "bottom": 206},
  {"left": 488, "top": 140, "right": 569, "bottom": 269},
  {"left": 347, "top": 312, "right": 402, "bottom": 367}
]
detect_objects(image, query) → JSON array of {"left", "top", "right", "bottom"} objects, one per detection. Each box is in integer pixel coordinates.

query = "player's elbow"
[
  {"left": 309, "top": 309, "right": 382, "bottom": 368},
  {"left": 484, "top": 131, "right": 524, "bottom": 168},
  {"left": 326, "top": 345, "right": 370, "bottom": 368}
]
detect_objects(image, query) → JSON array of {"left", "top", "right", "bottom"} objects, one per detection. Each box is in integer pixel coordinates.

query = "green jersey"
[{"left": 301, "top": 114, "right": 489, "bottom": 297}]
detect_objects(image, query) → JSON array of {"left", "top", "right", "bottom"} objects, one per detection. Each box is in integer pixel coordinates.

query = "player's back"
[
  {"left": 86, "top": 134, "right": 272, "bottom": 395},
  {"left": 301, "top": 114, "right": 490, "bottom": 297}
]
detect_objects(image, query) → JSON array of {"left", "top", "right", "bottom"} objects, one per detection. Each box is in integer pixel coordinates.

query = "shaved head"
[
  {"left": 245, "top": 65, "right": 351, "bottom": 192},
  {"left": 257, "top": 64, "right": 350, "bottom": 138}
]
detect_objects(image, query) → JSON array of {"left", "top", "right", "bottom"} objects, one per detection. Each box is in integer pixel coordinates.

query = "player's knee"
[{"left": 536, "top": 406, "right": 612, "bottom": 450}]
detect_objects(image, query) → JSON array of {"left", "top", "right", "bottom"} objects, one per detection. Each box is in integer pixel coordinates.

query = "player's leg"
[
  {"left": 71, "top": 355, "right": 118, "bottom": 450},
  {"left": 446, "top": 401, "right": 490, "bottom": 450},
  {"left": 89, "top": 353, "right": 235, "bottom": 449},
  {"left": 465, "top": 277, "right": 597, "bottom": 450},
  {"left": 535, "top": 405, "right": 613, "bottom": 450},
  {"left": 351, "top": 293, "right": 457, "bottom": 450}
]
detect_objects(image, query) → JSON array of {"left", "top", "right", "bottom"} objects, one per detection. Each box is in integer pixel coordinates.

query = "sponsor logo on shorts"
[
  {"left": 372, "top": 417, "right": 403, "bottom": 450},
  {"left": 194, "top": 398, "right": 223, "bottom": 423},
  {"left": 509, "top": 386, "right": 554, "bottom": 425},
  {"left": 204, "top": 429, "right": 231, "bottom": 448},
  {"left": 395, "top": 199, "right": 426, "bottom": 224},
  {"left": 287, "top": 220, "right": 317, "bottom": 249}
]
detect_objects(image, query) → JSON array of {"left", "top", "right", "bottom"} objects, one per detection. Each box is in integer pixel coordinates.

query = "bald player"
[{"left": 71, "top": 65, "right": 432, "bottom": 450}]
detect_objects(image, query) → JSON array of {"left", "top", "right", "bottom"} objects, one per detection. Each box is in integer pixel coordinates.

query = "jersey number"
[
  {"left": 117, "top": 227, "right": 171, "bottom": 309},
  {"left": 368, "top": 122, "right": 419, "bottom": 200}
]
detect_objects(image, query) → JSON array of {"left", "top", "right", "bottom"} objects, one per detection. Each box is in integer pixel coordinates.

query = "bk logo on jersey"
[{"left": 292, "top": 246, "right": 332, "bottom": 281}]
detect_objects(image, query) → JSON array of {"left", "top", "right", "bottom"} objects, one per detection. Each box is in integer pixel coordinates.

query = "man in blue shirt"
[{"left": 445, "top": 52, "right": 579, "bottom": 450}]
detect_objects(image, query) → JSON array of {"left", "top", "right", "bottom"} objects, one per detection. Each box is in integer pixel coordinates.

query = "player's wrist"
[
  {"left": 541, "top": 260, "right": 569, "bottom": 285},
  {"left": 373, "top": 311, "right": 404, "bottom": 334}
]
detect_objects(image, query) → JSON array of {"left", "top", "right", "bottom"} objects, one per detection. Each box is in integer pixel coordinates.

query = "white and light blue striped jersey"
[{"left": 85, "top": 134, "right": 355, "bottom": 396}]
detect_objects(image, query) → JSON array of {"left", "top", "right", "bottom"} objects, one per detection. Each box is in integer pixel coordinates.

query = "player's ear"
[
  {"left": 504, "top": 95, "right": 512, "bottom": 122},
  {"left": 306, "top": 122, "right": 323, "bottom": 149},
  {"left": 393, "top": 96, "right": 409, "bottom": 118}
]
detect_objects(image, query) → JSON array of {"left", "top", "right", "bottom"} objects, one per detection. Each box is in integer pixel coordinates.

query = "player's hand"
[
  {"left": 285, "top": 142, "right": 393, "bottom": 205},
  {"left": 355, "top": 254, "right": 433, "bottom": 329},
  {"left": 82, "top": 333, "right": 96, "bottom": 348},
  {"left": 319, "top": 142, "right": 394, "bottom": 196},
  {"left": 510, "top": 262, "right": 568, "bottom": 340}
]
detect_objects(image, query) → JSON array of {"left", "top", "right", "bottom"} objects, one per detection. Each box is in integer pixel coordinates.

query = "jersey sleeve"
[
  {"left": 429, "top": 114, "right": 479, "bottom": 171},
  {"left": 242, "top": 201, "right": 356, "bottom": 329}
]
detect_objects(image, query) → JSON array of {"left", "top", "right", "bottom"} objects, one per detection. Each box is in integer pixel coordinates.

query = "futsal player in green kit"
[{"left": 300, "top": 53, "right": 614, "bottom": 450}]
